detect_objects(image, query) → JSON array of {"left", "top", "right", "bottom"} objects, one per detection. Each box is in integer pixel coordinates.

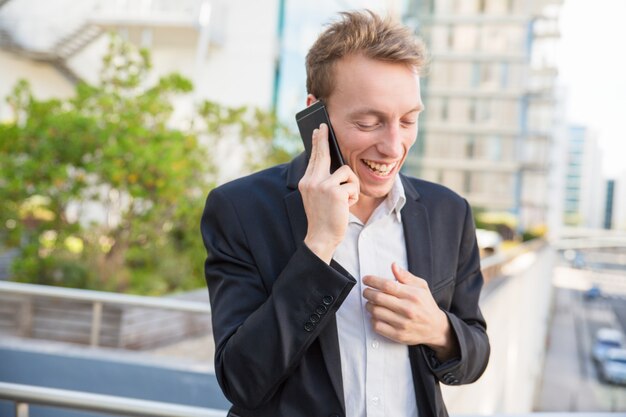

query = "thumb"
[{"left": 391, "top": 263, "right": 423, "bottom": 286}]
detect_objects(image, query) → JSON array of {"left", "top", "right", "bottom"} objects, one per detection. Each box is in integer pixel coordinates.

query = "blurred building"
[
  {"left": 612, "top": 170, "right": 626, "bottom": 231},
  {"left": 562, "top": 125, "right": 605, "bottom": 228},
  {"left": 0, "top": 0, "right": 279, "bottom": 117},
  {"left": 604, "top": 179, "right": 614, "bottom": 229},
  {"left": 402, "top": 0, "right": 563, "bottom": 231}
]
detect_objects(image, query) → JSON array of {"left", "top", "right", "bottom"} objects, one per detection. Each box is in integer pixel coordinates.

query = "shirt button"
[
  {"left": 371, "top": 340, "right": 379, "bottom": 349},
  {"left": 372, "top": 396, "right": 380, "bottom": 406}
]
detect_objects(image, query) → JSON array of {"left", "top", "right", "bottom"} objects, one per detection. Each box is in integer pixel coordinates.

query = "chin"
[{"left": 360, "top": 185, "right": 394, "bottom": 200}]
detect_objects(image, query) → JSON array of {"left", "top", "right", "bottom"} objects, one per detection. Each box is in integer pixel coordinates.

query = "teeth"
[{"left": 363, "top": 160, "right": 396, "bottom": 175}]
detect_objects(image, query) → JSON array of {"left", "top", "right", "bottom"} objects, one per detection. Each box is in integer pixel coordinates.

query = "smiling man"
[{"left": 201, "top": 10, "right": 489, "bottom": 417}]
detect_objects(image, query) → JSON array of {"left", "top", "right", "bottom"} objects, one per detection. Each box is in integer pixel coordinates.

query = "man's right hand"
[{"left": 298, "top": 123, "right": 359, "bottom": 264}]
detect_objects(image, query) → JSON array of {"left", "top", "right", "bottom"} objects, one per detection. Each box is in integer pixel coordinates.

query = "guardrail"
[
  {"left": 0, "top": 382, "right": 226, "bottom": 417},
  {"left": 0, "top": 240, "right": 543, "bottom": 347},
  {"left": 480, "top": 238, "right": 545, "bottom": 284},
  {"left": 0, "top": 281, "right": 210, "bottom": 347}
]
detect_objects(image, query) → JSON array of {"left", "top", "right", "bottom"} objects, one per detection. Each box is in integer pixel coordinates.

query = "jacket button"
[
  {"left": 322, "top": 295, "right": 334, "bottom": 305},
  {"left": 329, "top": 414, "right": 341, "bottom": 417},
  {"left": 304, "top": 322, "right": 314, "bottom": 332},
  {"left": 310, "top": 313, "right": 321, "bottom": 323},
  {"left": 315, "top": 305, "right": 328, "bottom": 315}
]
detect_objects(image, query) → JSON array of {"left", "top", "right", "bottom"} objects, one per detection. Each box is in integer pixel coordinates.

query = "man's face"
[{"left": 324, "top": 54, "right": 423, "bottom": 202}]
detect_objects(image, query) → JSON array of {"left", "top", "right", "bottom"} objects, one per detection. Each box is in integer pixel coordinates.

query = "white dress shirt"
[{"left": 333, "top": 176, "right": 418, "bottom": 417}]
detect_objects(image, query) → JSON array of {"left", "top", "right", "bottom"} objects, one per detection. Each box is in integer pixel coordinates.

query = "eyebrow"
[{"left": 348, "top": 104, "right": 424, "bottom": 119}]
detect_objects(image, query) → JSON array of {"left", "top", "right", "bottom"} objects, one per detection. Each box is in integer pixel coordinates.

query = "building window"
[{"left": 466, "top": 135, "right": 476, "bottom": 158}]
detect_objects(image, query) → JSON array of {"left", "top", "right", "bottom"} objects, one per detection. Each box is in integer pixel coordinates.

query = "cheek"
[
  {"left": 338, "top": 131, "right": 371, "bottom": 157},
  {"left": 403, "top": 131, "right": 417, "bottom": 149}
]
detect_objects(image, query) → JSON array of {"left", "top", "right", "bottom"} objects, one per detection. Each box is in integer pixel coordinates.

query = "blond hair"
[{"left": 305, "top": 10, "right": 427, "bottom": 99}]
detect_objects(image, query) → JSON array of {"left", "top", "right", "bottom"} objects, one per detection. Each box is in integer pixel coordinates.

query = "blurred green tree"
[{"left": 0, "top": 34, "right": 294, "bottom": 294}]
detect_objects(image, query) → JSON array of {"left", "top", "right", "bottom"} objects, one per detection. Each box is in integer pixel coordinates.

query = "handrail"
[
  {"left": 0, "top": 241, "right": 542, "bottom": 347},
  {"left": 480, "top": 239, "right": 545, "bottom": 284},
  {"left": 0, "top": 281, "right": 210, "bottom": 314},
  {"left": 480, "top": 238, "right": 544, "bottom": 270},
  {"left": 0, "top": 280, "right": 210, "bottom": 347},
  {"left": 0, "top": 382, "right": 227, "bottom": 417}
]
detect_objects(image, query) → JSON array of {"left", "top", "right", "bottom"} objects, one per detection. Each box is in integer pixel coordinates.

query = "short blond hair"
[{"left": 306, "top": 10, "right": 427, "bottom": 100}]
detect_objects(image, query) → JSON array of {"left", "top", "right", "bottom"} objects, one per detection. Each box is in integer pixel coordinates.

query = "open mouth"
[{"left": 362, "top": 159, "right": 397, "bottom": 177}]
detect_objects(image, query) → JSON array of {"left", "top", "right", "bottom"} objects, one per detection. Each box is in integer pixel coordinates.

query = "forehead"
[{"left": 329, "top": 54, "right": 422, "bottom": 111}]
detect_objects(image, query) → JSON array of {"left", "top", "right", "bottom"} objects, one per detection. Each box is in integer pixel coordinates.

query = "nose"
[{"left": 377, "top": 123, "right": 404, "bottom": 159}]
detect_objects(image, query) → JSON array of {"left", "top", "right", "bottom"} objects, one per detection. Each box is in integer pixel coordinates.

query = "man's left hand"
[{"left": 362, "top": 263, "right": 459, "bottom": 362}]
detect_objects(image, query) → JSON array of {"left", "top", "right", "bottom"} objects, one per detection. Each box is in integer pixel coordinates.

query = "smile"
[{"left": 362, "top": 159, "right": 397, "bottom": 176}]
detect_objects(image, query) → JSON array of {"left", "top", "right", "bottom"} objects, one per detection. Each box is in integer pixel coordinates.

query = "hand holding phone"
[
  {"left": 295, "top": 100, "right": 358, "bottom": 263},
  {"left": 295, "top": 100, "right": 345, "bottom": 174}
]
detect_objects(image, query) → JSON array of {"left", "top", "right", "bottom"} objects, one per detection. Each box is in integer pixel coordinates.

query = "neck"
[{"left": 350, "top": 194, "right": 385, "bottom": 224}]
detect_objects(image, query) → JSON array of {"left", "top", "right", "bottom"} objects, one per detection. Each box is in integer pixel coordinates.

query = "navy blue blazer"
[{"left": 201, "top": 153, "right": 489, "bottom": 417}]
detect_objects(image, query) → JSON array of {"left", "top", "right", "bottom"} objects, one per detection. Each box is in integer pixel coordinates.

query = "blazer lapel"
[
  {"left": 400, "top": 175, "right": 434, "bottom": 285},
  {"left": 283, "top": 153, "right": 346, "bottom": 411}
]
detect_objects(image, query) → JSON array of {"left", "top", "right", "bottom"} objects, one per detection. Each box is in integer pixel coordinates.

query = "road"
[{"left": 535, "top": 254, "right": 626, "bottom": 411}]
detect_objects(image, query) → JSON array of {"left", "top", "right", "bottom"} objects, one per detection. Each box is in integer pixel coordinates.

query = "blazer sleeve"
[
  {"left": 200, "top": 186, "right": 355, "bottom": 409},
  {"left": 421, "top": 199, "right": 490, "bottom": 385}
]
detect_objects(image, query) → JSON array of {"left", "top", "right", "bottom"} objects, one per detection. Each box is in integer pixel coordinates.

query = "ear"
[{"left": 306, "top": 94, "right": 318, "bottom": 107}]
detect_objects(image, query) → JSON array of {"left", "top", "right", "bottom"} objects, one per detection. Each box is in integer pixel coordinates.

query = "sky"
[{"left": 558, "top": 0, "right": 626, "bottom": 178}]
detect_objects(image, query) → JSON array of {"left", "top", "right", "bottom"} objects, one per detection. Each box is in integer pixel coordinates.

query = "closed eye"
[{"left": 355, "top": 122, "right": 381, "bottom": 131}]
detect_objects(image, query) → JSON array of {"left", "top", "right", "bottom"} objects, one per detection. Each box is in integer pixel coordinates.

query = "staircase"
[
  {"left": 53, "top": 23, "right": 103, "bottom": 60},
  {"left": 0, "top": 0, "right": 103, "bottom": 84}
]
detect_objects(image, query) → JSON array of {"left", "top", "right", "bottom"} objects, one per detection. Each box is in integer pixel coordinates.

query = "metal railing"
[
  {"left": 0, "top": 382, "right": 226, "bottom": 417},
  {"left": 480, "top": 238, "right": 545, "bottom": 284},
  {"left": 0, "top": 281, "right": 210, "bottom": 347}
]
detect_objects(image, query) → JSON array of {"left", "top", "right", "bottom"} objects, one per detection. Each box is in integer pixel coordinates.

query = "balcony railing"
[
  {"left": 0, "top": 382, "right": 226, "bottom": 417},
  {"left": 0, "top": 280, "right": 210, "bottom": 347}
]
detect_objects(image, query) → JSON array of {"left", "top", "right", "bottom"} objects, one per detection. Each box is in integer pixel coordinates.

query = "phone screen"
[{"left": 295, "top": 100, "right": 345, "bottom": 174}]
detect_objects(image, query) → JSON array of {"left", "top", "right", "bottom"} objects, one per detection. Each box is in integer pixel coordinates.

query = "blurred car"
[
  {"left": 592, "top": 328, "right": 625, "bottom": 363},
  {"left": 598, "top": 348, "right": 626, "bottom": 385},
  {"left": 476, "top": 229, "right": 502, "bottom": 258},
  {"left": 563, "top": 249, "right": 586, "bottom": 268},
  {"left": 583, "top": 284, "right": 602, "bottom": 301}
]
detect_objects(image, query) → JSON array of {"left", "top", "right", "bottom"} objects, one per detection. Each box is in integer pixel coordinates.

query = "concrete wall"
[
  {"left": 442, "top": 245, "right": 556, "bottom": 413},
  {"left": 0, "top": 50, "right": 75, "bottom": 121}
]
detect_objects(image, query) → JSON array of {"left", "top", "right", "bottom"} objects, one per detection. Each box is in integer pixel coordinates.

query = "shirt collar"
[{"left": 385, "top": 174, "right": 406, "bottom": 222}]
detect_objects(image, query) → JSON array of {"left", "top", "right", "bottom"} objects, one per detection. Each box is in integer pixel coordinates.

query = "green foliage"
[{"left": 0, "top": 34, "right": 295, "bottom": 294}]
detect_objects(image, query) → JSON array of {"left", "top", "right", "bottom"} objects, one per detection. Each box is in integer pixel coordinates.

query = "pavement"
[{"left": 535, "top": 265, "right": 626, "bottom": 411}]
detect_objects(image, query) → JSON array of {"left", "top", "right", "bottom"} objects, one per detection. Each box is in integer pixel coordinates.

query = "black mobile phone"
[{"left": 295, "top": 100, "right": 345, "bottom": 174}]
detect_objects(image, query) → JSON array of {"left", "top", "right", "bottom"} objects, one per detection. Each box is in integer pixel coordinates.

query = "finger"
[
  {"left": 332, "top": 165, "right": 360, "bottom": 187},
  {"left": 336, "top": 182, "right": 359, "bottom": 206},
  {"left": 363, "top": 287, "right": 407, "bottom": 316},
  {"left": 366, "top": 301, "right": 406, "bottom": 328},
  {"left": 303, "top": 128, "right": 319, "bottom": 177},
  {"left": 310, "top": 123, "right": 331, "bottom": 177},
  {"left": 370, "top": 318, "right": 403, "bottom": 343},
  {"left": 392, "top": 263, "right": 428, "bottom": 289},
  {"left": 363, "top": 275, "right": 402, "bottom": 296}
]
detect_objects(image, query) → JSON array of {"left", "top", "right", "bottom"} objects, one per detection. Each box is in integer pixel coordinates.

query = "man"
[{"left": 201, "top": 10, "right": 489, "bottom": 417}]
